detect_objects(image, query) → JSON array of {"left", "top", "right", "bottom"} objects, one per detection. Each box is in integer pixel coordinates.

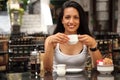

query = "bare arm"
[
  {"left": 78, "top": 34, "right": 102, "bottom": 67},
  {"left": 43, "top": 36, "right": 55, "bottom": 72},
  {"left": 43, "top": 33, "right": 69, "bottom": 72},
  {"left": 89, "top": 49, "right": 102, "bottom": 67}
]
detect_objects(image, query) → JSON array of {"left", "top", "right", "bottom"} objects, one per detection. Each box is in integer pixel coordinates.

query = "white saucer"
[{"left": 66, "top": 68, "right": 83, "bottom": 73}]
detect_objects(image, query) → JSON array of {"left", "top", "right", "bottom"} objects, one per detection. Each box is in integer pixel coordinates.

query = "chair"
[
  {"left": 0, "top": 40, "right": 9, "bottom": 72},
  {"left": 0, "top": 53, "right": 8, "bottom": 71}
]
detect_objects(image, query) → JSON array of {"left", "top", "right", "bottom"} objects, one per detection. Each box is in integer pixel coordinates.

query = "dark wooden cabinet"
[
  {"left": 0, "top": 0, "right": 7, "bottom": 11},
  {"left": 0, "top": 39, "right": 9, "bottom": 72},
  {"left": 8, "top": 36, "right": 45, "bottom": 72},
  {"left": 92, "top": 0, "right": 117, "bottom": 32}
]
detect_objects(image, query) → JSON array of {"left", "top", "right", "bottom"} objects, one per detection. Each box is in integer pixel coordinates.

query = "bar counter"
[{"left": 0, "top": 69, "right": 120, "bottom": 80}]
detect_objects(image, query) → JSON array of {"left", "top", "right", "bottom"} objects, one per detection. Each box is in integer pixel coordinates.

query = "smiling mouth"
[
  {"left": 69, "top": 25, "right": 75, "bottom": 29},
  {"left": 68, "top": 24, "right": 75, "bottom": 27}
]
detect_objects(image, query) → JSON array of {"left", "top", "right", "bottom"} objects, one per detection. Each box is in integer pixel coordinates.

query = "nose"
[{"left": 69, "top": 18, "right": 74, "bottom": 23}]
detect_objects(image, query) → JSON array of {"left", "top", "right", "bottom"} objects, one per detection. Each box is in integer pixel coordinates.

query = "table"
[{"left": 0, "top": 69, "right": 120, "bottom": 80}]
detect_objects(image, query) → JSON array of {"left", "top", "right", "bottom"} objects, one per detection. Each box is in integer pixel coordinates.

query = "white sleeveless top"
[{"left": 53, "top": 43, "right": 88, "bottom": 70}]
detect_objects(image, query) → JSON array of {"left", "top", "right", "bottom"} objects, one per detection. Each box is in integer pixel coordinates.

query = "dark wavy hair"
[{"left": 53, "top": 0, "right": 92, "bottom": 36}]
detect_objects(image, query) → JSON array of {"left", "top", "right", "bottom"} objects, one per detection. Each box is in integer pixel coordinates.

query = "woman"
[{"left": 43, "top": 0, "right": 102, "bottom": 72}]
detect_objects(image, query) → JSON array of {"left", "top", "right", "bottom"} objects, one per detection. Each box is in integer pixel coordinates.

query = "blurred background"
[{"left": 0, "top": 0, "right": 120, "bottom": 72}]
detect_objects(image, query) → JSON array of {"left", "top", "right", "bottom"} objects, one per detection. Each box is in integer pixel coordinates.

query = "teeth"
[{"left": 69, "top": 26, "right": 74, "bottom": 28}]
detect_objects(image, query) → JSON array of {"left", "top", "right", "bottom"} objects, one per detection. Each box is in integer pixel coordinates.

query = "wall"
[
  {"left": 40, "top": 0, "right": 53, "bottom": 34},
  {"left": 117, "top": 0, "right": 120, "bottom": 33},
  {"left": 0, "top": 11, "right": 11, "bottom": 34}
]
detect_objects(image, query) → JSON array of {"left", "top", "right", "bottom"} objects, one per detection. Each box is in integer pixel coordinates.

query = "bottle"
[
  {"left": 40, "top": 52, "right": 45, "bottom": 77},
  {"left": 30, "top": 49, "right": 40, "bottom": 76}
]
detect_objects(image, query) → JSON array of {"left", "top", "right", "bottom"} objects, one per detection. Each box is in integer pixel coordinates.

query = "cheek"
[
  {"left": 62, "top": 19, "right": 67, "bottom": 24},
  {"left": 77, "top": 20, "right": 80, "bottom": 27},
  {"left": 77, "top": 19, "right": 80, "bottom": 24},
  {"left": 76, "top": 21, "right": 80, "bottom": 29},
  {"left": 78, "top": 22, "right": 80, "bottom": 27},
  {"left": 62, "top": 20, "right": 68, "bottom": 27}
]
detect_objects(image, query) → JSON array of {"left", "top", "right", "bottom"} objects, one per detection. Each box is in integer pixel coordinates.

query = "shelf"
[
  {"left": 0, "top": 51, "right": 8, "bottom": 54},
  {"left": 96, "top": 1, "right": 109, "bottom": 11},
  {"left": 92, "top": 0, "right": 114, "bottom": 32},
  {"left": 96, "top": 0, "right": 109, "bottom": 1},
  {"left": 10, "top": 57, "right": 29, "bottom": 61},
  {"left": 9, "top": 44, "right": 44, "bottom": 47},
  {"left": 112, "top": 47, "right": 120, "bottom": 52}
]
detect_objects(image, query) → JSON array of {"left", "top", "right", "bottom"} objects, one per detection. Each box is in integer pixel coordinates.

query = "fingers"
[
  {"left": 52, "top": 33, "right": 69, "bottom": 44},
  {"left": 51, "top": 33, "right": 97, "bottom": 46},
  {"left": 78, "top": 34, "right": 96, "bottom": 47}
]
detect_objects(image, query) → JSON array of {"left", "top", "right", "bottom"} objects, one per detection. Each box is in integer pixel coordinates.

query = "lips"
[{"left": 68, "top": 25, "right": 75, "bottom": 29}]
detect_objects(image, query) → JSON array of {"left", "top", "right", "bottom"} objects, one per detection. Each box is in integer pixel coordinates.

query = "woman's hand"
[
  {"left": 78, "top": 34, "right": 97, "bottom": 48},
  {"left": 48, "top": 33, "right": 69, "bottom": 44},
  {"left": 78, "top": 34, "right": 103, "bottom": 67}
]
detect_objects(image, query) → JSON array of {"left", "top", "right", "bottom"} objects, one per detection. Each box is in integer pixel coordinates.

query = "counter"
[{"left": 0, "top": 69, "right": 120, "bottom": 80}]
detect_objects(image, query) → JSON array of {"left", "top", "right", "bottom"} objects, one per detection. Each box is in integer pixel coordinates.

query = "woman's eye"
[
  {"left": 64, "top": 16, "right": 79, "bottom": 20},
  {"left": 74, "top": 16, "right": 79, "bottom": 19},
  {"left": 65, "top": 16, "right": 70, "bottom": 19}
]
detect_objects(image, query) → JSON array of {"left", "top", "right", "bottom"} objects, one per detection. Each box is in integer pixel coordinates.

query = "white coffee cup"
[
  {"left": 56, "top": 64, "right": 66, "bottom": 76},
  {"left": 68, "top": 34, "right": 78, "bottom": 44}
]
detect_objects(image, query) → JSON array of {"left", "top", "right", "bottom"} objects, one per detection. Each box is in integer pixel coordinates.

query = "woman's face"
[{"left": 62, "top": 7, "right": 80, "bottom": 34}]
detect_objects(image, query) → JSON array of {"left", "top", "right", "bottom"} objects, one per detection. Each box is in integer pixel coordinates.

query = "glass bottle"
[{"left": 30, "top": 49, "right": 40, "bottom": 76}]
